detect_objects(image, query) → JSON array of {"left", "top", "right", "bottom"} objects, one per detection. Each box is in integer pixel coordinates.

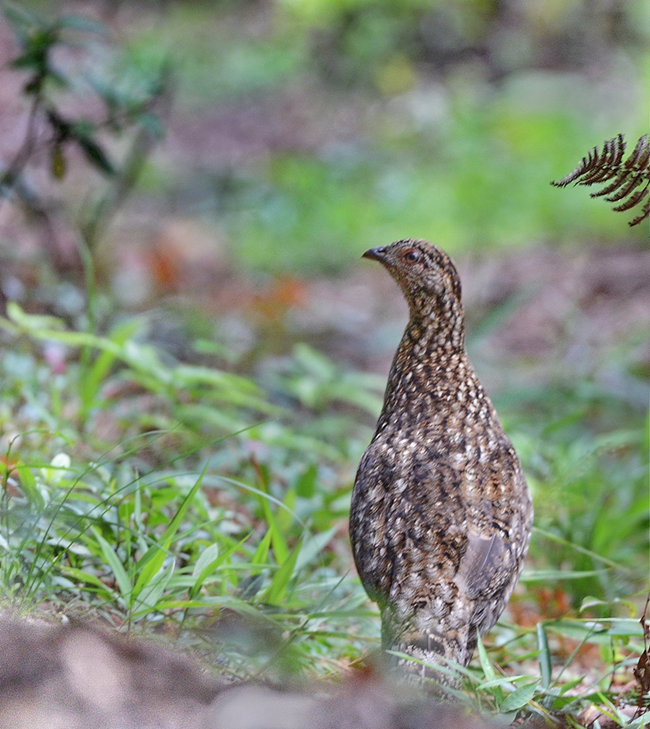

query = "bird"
[{"left": 349, "top": 238, "right": 533, "bottom": 680}]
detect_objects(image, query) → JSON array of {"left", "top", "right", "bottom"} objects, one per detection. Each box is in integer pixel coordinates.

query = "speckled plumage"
[{"left": 350, "top": 239, "right": 533, "bottom": 677}]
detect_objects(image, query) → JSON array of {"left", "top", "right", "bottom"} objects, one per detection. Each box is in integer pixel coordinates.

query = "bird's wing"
[
  {"left": 349, "top": 447, "right": 395, "bottom": 604},
  {"left": 455, "top": 531, "right": 508, "bottom": 599}
]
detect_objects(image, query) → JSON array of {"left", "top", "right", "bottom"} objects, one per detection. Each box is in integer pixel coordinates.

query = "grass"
[
  {"left": 0, "top": 304, "right": 379, "bottom": 677},
  {"left": 0, "top": 301, "right": 647, "bottom": 724}
]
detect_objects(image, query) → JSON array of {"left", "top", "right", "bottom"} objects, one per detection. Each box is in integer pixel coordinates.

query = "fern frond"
[{"left": 552, "top": 133, "right": 650, "bottom": 228}]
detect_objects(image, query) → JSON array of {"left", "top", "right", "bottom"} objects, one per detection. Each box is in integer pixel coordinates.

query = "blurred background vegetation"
[
  {"left": 0, "top": 0, "right": 648, "bottom": 724},
  {"left": 1, "top": 0, "right": 648, "bottom": 278}
]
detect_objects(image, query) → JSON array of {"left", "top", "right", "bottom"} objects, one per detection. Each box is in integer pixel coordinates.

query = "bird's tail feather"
[{"left": 383, "top": 624, "right": 472, "bottom": 688}]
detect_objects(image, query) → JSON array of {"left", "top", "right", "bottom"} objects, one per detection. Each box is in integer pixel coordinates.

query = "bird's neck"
[
  {"left": 394, "top": 291, "right": 467, "bottom": 373},
  {"left": 375, "top": 304, "right": 471, "bottom": 429},
  {"left": 404, "top": 298, "right": 466, "bottom": 356}
]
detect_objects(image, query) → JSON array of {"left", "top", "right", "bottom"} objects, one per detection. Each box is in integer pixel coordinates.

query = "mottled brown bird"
[{"left": 350, "top": 238, "right": 533, "bottom": 678}]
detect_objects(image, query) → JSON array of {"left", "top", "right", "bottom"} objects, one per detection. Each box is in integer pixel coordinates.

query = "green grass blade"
[
  {"left": 265, "top": 538, "right": 302, "bottom": 606},
  {"left": 258, "top": 493, "right": 288, "bottom": 564},
  {"left": 476, "top": 630, "right": 496, "bottom": 681},
  {"left": 532, "top": 526, "right": 632, "bottom": 571},
  {"left": 536, "top": 622, "right": 552, "bottom": 689},
  {"left": 133, "top": 467, "right": 206, "bottom": 596},
  {"left": 252, "top": 529, "right": 273, "bottom": 572},
  {"left": 627, "top": 714, "right": 650, "bottom": 728},
  {"left": 134, "top": 560, "right": 175, "bottom": 610},
  {"left": 295, "top": 526, "right": 337, "bottom": 571},
  {"left": 79, "top": 319, "right": 140, "bottom": 416},
  {"left": 61, "top": 567, "right": 115, "bottom": 599},
  {"left": 93, "top": 529, "right": 132, "bottom": 602}
]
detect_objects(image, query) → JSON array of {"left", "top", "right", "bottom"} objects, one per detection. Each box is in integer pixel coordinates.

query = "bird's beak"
[{"left": 362, "top": 246, "right": 387, "bottom": 262}]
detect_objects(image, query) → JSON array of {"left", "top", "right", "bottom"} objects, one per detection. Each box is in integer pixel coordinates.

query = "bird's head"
[{"left": 362, "top": 239, "right": 462, "bottom": 316}]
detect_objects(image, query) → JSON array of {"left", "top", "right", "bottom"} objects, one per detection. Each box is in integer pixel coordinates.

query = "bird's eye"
[{"left": 402, "top": 249, "right": 421, "bottom": 264}]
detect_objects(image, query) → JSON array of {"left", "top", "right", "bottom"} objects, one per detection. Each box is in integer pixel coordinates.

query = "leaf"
[
  {"left": 477, "top": 675, "right": 530, "bottom": 690},
  {"left": 627, "top": 712, "right": 650, "bottom": 728},
  {"left": 132, "top": 542, "right": 169, "bottom": 600},
  {"left": 7, "top": 302, "right": 65, "bottom": 331},
  {"left": 476, "top": 631, "right": 496, "bottom": 681},
  {"left": 132, "top": 468, "right": 205, "bottom": 597},
  {"left": 551, "top": 133, "right": 650, "bottom": 226},
  {"left": 521, "top": 568, "right": 607, "bottom": 582},
  {"left": 612, "top": 182, "right": 649, "bottom": 212},
  {"left": 93, "top": 530, "right": 132, "bottom": 601},
  {"left": 295, "top": 526, "right": 337, "bottom": 571},
  {"left": 532, "top": 527, "right": 629, "bottom": 571},
  {"left": 74, "top": 133, "right": 115, "bottom": 175},
  {"left": 15, "top": 465, "right": 44, "bottom": 509},
  {"left": 551, "top": 134, "right": 625, "bottom": 187},
  {"left": 50, "top": 142, "right": 66, "bottom": 179},
  {"left": 295, "top": 464, "right": 317, "bottom": 498},
  {"left": 252, "top": 528, "right": 273, "bottom": 572},
  {"left": 189, "top": 535, "right": 249, "bottom": 599},
  {"left": 79, "top": 318, "right": 140, "bottom": 416},
  {"left": 62, "top": 566, "right": 114, "bottom": 597},
  {"left": 192, "top": 543, "right": 221, "bottom": 582},
  {"left": 499, "top": 681, "right": 539, "bottom": 713},
  {"left": 257, "top": 492, "right": 289, "bottom": 565},
  {"left": 134, "top": 560, "right": 175, "bottom": 610},
  {"left": 265, "top": 538, "right": 302, "bottom": 606},
  {"left": 536, "top": 623, "right": 552, "bottom": 689}
]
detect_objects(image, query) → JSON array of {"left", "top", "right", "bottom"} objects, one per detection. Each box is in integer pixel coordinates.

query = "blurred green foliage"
[
  {"left": 3, "top": 1, "right": 647, "bottom": 276},
  {"left": 116, "top": 0, "right": 648, "bottom": 273}
]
